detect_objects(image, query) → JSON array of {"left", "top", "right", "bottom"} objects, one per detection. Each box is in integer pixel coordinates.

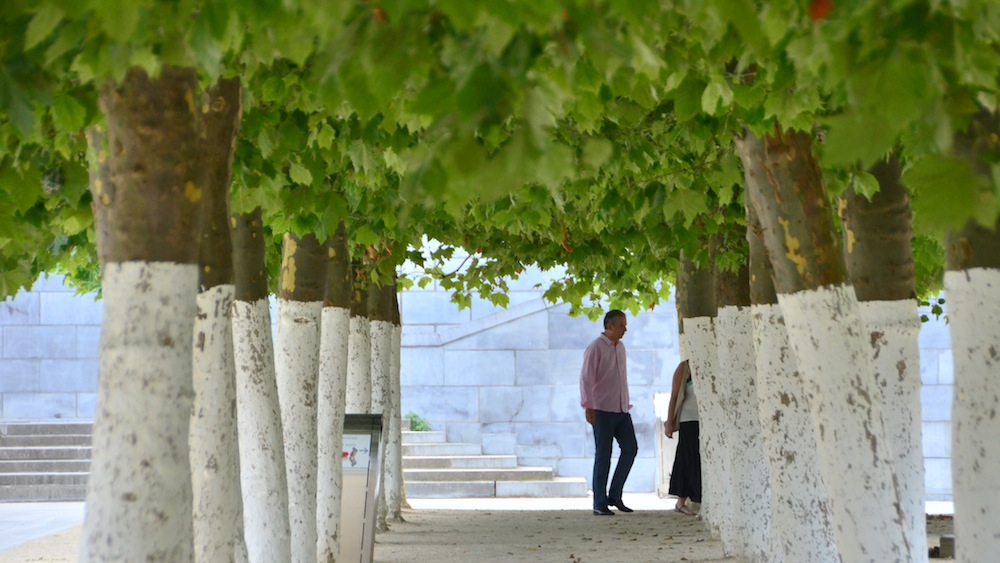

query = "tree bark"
[
  {"left": 386, "top": 279, "right": 406, "bottom": 519},
  {"left": 739, "top": 127, "right": 910, "bottom": 562},
  {"left": 840, "top": 155, "right": 926, "bottom": 559},
  {"left": 346, "top": 263, "right": 372, "bottom": 413},
  {"left": 189, "top": 77, "right": 247, "bottom": 563},
  {"left": 276, "top": 232, "right": 325, "bottom": 563},
  {"left": 317, "top": 223, "right": 351, "bottom": 563},
  {"left": 747, "top": 202, "right": 837, "bottom": 563},
  {"left": 81, "top": 65, "right": 202, "bottom": 563},
  {"left": 369, "top": 278, "right": 393, "bottom": 532},
  {"left": 231, "top": 209, "right": 291, "bottom": 562}
]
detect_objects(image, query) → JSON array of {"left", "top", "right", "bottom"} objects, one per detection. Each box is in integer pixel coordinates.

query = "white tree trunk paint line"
[
  {"left": 945, "top": 267, "right": 1000, "bottom": 563},
  {"left": 717, "top": 305, "right": 774, "bottom": 562},
  {"left": 275, "top": 299, "right": 323, "bottom": 563},
  {"left": 751, "top": 303, "right": 838, "bottom": 563},
  {"left": 231, "top": 298, "right": 291, "bottom": 563},
  {"left": 190, "top": 284, "right": 243, "bottom": 563},
  {"left": 683, "top": 317, "right": 736, "bottom": 554},
  {"left": 386, "top": 323, "right": 404, "bottom": 519},
  {"left": 316, "top": 306, "right": 350, "bottom": 563},
  {"left": 346, "top": 316, "right": 372, "bottom": 413},
  {"left": 778, "top": 284, "right": 910, "bottom": 562},
  {"left": 80, "top": 262, "right": 198, "bottom": 563},
  {"left": 369, "top": 319, "right": 393, "bottom": 531},
  {"left": 857, "top": 299, "right": 927, "bottom": 560}
]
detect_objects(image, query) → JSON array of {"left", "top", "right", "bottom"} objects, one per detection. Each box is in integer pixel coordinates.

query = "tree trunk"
[
  {"left": 231, "top": 209, "right": 291, "bottom": 562},
  {"left": 386, "top": 279, "right": 406, "bottom": 520},
  {"left": 739, "top": 127, "right": 910, "bottom": 562},
  {"left": 317, "top": 223, "right": 351, "bottom": 563},
  {"left": 715, "top": 255, "right": 775, "bottom": 562},
  {"left": 947, "top": 109, "right": 1000, "bottom": 563},
  {"left": 81, "top": 66, "right": 202, "bottom": 562},
  {"left": 346, "top": 265, "right": 372, "bottom": 413},
  {"left": 747, "top": 202, "right": 837, "bottom": 562},
  {"left": 840, "top": 155, "right": 926, "bottom": 559},
  {"left": 189, "top": 77, "right": 247, "bottom": 563},
  {"left": 276, "top": 232, "right": 325, "bottom": 563},
  {"left": 369, "top": 279, "right": 393, "bottom": 532}
]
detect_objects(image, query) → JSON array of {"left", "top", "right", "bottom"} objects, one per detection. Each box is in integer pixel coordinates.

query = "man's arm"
[{"left": 580, "top": 342, "right": 597, "bottom": 424}]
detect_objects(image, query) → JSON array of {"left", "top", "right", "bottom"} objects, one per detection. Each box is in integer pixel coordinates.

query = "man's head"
[{"left": 603, "top": 310, "right": 627, "bottom": 342}]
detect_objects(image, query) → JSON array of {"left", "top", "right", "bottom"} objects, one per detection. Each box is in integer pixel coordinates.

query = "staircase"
[
  {"left": 0, "top": 422, "right": 92, "bottom": 502},
  {"left": 403, "top": 430, "right": 587, "bottom": 498}
]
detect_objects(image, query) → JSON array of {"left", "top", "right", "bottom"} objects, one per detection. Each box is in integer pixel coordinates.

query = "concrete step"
[
  {"left": 402, "top": 442, "right": 481, "bottom": 456},
  {"left": 405, "top": 477, "right": 588, "bottom": 499},
  {"left": 0, "top": 447, "right": 91, "bottom": 461},
  {"left": 401, "top": 430, "right": 446, "bottom": 444},
  {"left": 403, "top": 454, "right": 518, "bottom": 469},
  {"left": 0, "top": 459, "right": 91, "bottom": 473},
  {"left": 404, "top": 466, "right": 553, "bottom": 482},
  {"left": 0, "top": 472, "right": 89, "bottom": 486},
  {"left": 0, "top": 422, "right": 93, "bottom": 436},
  {"left": 0, "top": 434, "right": 91, "bottom": 447},
  {"left": 0, "top": 483, "right": 88, "bottom": 502}
]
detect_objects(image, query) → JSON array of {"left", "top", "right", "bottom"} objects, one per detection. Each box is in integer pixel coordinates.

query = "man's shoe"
[
  {"left": 592, "top": 506, "right": 614, "bottom": 516},
  {"left": 608, "top": 499, "right": 633, "bottom": 513}
]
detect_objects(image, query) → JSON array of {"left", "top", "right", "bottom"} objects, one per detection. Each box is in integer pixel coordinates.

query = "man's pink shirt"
[{"left": 579, "top": 333, "right": 631, "bottom": 413}]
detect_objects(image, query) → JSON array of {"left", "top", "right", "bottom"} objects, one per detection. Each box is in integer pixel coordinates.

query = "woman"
[{"left": 664, "top": 359, "right": 701, "bottom": 516}]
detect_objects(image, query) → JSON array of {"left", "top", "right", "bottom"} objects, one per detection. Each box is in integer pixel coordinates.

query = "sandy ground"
[{"left": 0, "top": 511, "right": 954, "bottom": 562}]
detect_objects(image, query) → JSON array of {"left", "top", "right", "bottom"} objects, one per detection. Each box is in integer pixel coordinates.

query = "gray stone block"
[
  {"left": 626, "top": 350, "right": 656, "bottom": 386},
  {"left": 444, "top": 350, "right": 515, "bottom": 386},
  {"left": 401, "top": 291, "right": 470, "bottom": 325},
  {"left": 625, "top": 312, "right": 676, "bottom": 349},
  {"left": 0, "top": 361, "right": 40, "bottom": 391},
  {"left": 506, "top": 265, "right": 565, "bottom": 292},
  {"left": 918, "top": 316, "right": 950, "bottom": 350},
  {"left": 924, "top": 458, "right": 952, "bottom": 498},
  {"left": 549, "top": 385, "right": 582, "bottom": 423},
  {"left": 41, "top": 293, "right": 103, "bottom": 325},
  {"left": 470, "top": 292, "right": 537, "bottom": 321},
  {"left": 515, "top": 350, "right": 582, "bottom": 386},
  {"left": 29, "top": 274, "right": 73, "bottom": 292},
  {"left": 401, "top": 387, "right": 478, "bottom": 422},
  {"left": 655, "top": 350, "right": 683, "bottom": 386},
  {"left": 921, "top": 421, "right": 951, "bottom": 458},
  {"left": 557, "top": 457, "right": 593, "bottom": 482},
  {"left": 515, "top": 423, "right": 585, "bottom": 457},
  {"left": 1, "top": 293, "right": 39, "bottom": 325},
  {"left": 445, "top": 312, "right": 548, "bottom": 350},
  {"left": 401, "top": 348, "right": 444, "bottom": 386},
  {"left": 3, "top": 393, "right": 76, "bottom": 419},
  {"left": 75, "top": 327, "right": 101, "bottom": 359},
  {"left": 40, "top": 360, "right": 98, "bottom": 392},
  {"left": 76, "top": 393, "right": 97, "bottom": 418},
  {"left": 921, "top": 385, "right": 952, "bottom": 422},
  {"left": 918, "top": 348, "right": 939, "bottom": 385},
  {"left": 479, "top": 387, "right": 524, "bottom": 423},
  {"left": 3, "top": 327, "right": 77, "bottom": 359},
  {"left": 937, "top": 350, "right": 954, "bottom": 385},
  {"left": 623, "top": 457, "right": 656, "bottom": 492},
  {"left": 482, "top": 433, "right": 516, "bottom": 455},
  {"left": 444, "top": 422, "right": 481, "bottom": 445},
  {"left": 548, "top": 312, "right": 603, "bottom": 350},
  {"left": 481, "top": 422, "right": 514, "bottom": 434}
]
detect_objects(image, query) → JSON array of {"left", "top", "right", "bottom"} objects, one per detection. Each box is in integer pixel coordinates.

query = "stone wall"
[{"left": 0, "top": 272, "right": 955, "bottom": 498}]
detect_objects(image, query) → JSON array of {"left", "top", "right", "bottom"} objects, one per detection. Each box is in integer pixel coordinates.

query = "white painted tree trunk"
[
  {"left": 857, "top": 299, "right": 927, "bottom": 560},
  {"left": 190, "top": 284, "right": 245, "bottom": 563},
  {"left": 370, "top": 319, "right": 393, "bottom": 531},
  {"left": 751, "top": 303, "right": 838, "bottom": 562},
  {"left": 716, "top": 305, "right": 774, "bottom": 562},
  {"left": 275, "top": 299, "right": 323, "bottom": 563},
  {"left": 386, "top": 323, "right": 405, "bottom": 518},
  {"left": 946, "top": 267, "right": 1000, "bottom": 563},
  {"left": 231, "top": 298, "right": 291, "bottom": 563},
  {"left": 779, "top": 284, "right": 911, "bottom": 562},
  {"left": 683, "top": 317, "right": 736, "bottom": 554},
  {"left": 80, "top": 262, "right": 197, "bottom": 562},
  {"left": 317, "top": 306, "right": 350, "bottom": 563},
  {"left": 346, "top": 316, "right": 372, "bottom": 413}
]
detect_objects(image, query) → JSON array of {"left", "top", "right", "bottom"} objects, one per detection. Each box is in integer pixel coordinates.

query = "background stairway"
[
  {"left": 403, "top": 430, "right": 587, "bottom": 498},
  {"left": 0, "top": 422, "right": 91, "bottom": 502}
]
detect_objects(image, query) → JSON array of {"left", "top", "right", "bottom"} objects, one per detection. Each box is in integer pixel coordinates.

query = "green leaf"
[
  {"left": 822, "top": 112, "right": 896, "bottom": 167},
  {"left": 26, "top": 3, "right": 65, "bottom": 50},
  {"left": 852, "top": 171, "right": 880, "bottom": 200},
  {"left": 289, "top": 161, "right": 313, "bottom": 186},
  {"left": 347, "top": 141, "right": 377, "bottom": 175},
  {"left": 663, "top": 187, "right": 710, "bottom": 227},
  {"left": 316, "top": 123, "right": 335, "bottom": 150},
  {"left": 905, "top": 155, "right": 994, "bottom": 234},
  {"left": 52, "top": 94, "right": 86, "bottom": 133},
  {"left": 582, "top": 139, "right": 613, "bottom": 171}
]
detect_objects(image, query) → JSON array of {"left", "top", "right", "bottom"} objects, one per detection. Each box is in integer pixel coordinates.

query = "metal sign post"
[{"left": 338, "top": 414, "right": 384, "bottom": 563}]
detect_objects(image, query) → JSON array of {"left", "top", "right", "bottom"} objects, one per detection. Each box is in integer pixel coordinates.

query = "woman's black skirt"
[{"left": 668, "top": 420, "right": 702, "bottom": 503}]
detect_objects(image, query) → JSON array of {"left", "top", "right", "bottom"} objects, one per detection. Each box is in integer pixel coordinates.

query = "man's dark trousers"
[{"left": 592, "top": 410, "right": 638, "bottom": 510}]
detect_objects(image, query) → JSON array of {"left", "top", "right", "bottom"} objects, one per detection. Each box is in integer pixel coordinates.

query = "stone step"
[
  {"left": 0, "top": 422, "right": 93, "bottom": 436},
  {"left": 402, "top": 442, "right": 481, "bottom": 456},
  {"left": 403, "top": 455, "right": 518, "bottom": 469},
  {"left": 0, "top": 447, "right": 92, "bottom": 461},
  {"left": 0, "top": 483, "right": 88, "bottom": 502},
  {"left": 405, "top": 477, "right": 588, "bottom": 499},
  {"left": 0, "top": 472, "right": 89, "bottom": 486},
  {"left": 401, "top": 430, "right": 446, "bottom": 444},
  {"left": 0, "top": 434, "right": 92, "bottom": 447},
  {"left": 0, "top": 459, "right": 91, "bottom": 473},
  {"left": 404, "top": 466, "right": 553, "bottom": 482}
]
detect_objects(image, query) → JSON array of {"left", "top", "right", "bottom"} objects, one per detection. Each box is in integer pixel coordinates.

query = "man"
[{"left": 580, "top": 309, "right": 638, "bottom": 516}]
